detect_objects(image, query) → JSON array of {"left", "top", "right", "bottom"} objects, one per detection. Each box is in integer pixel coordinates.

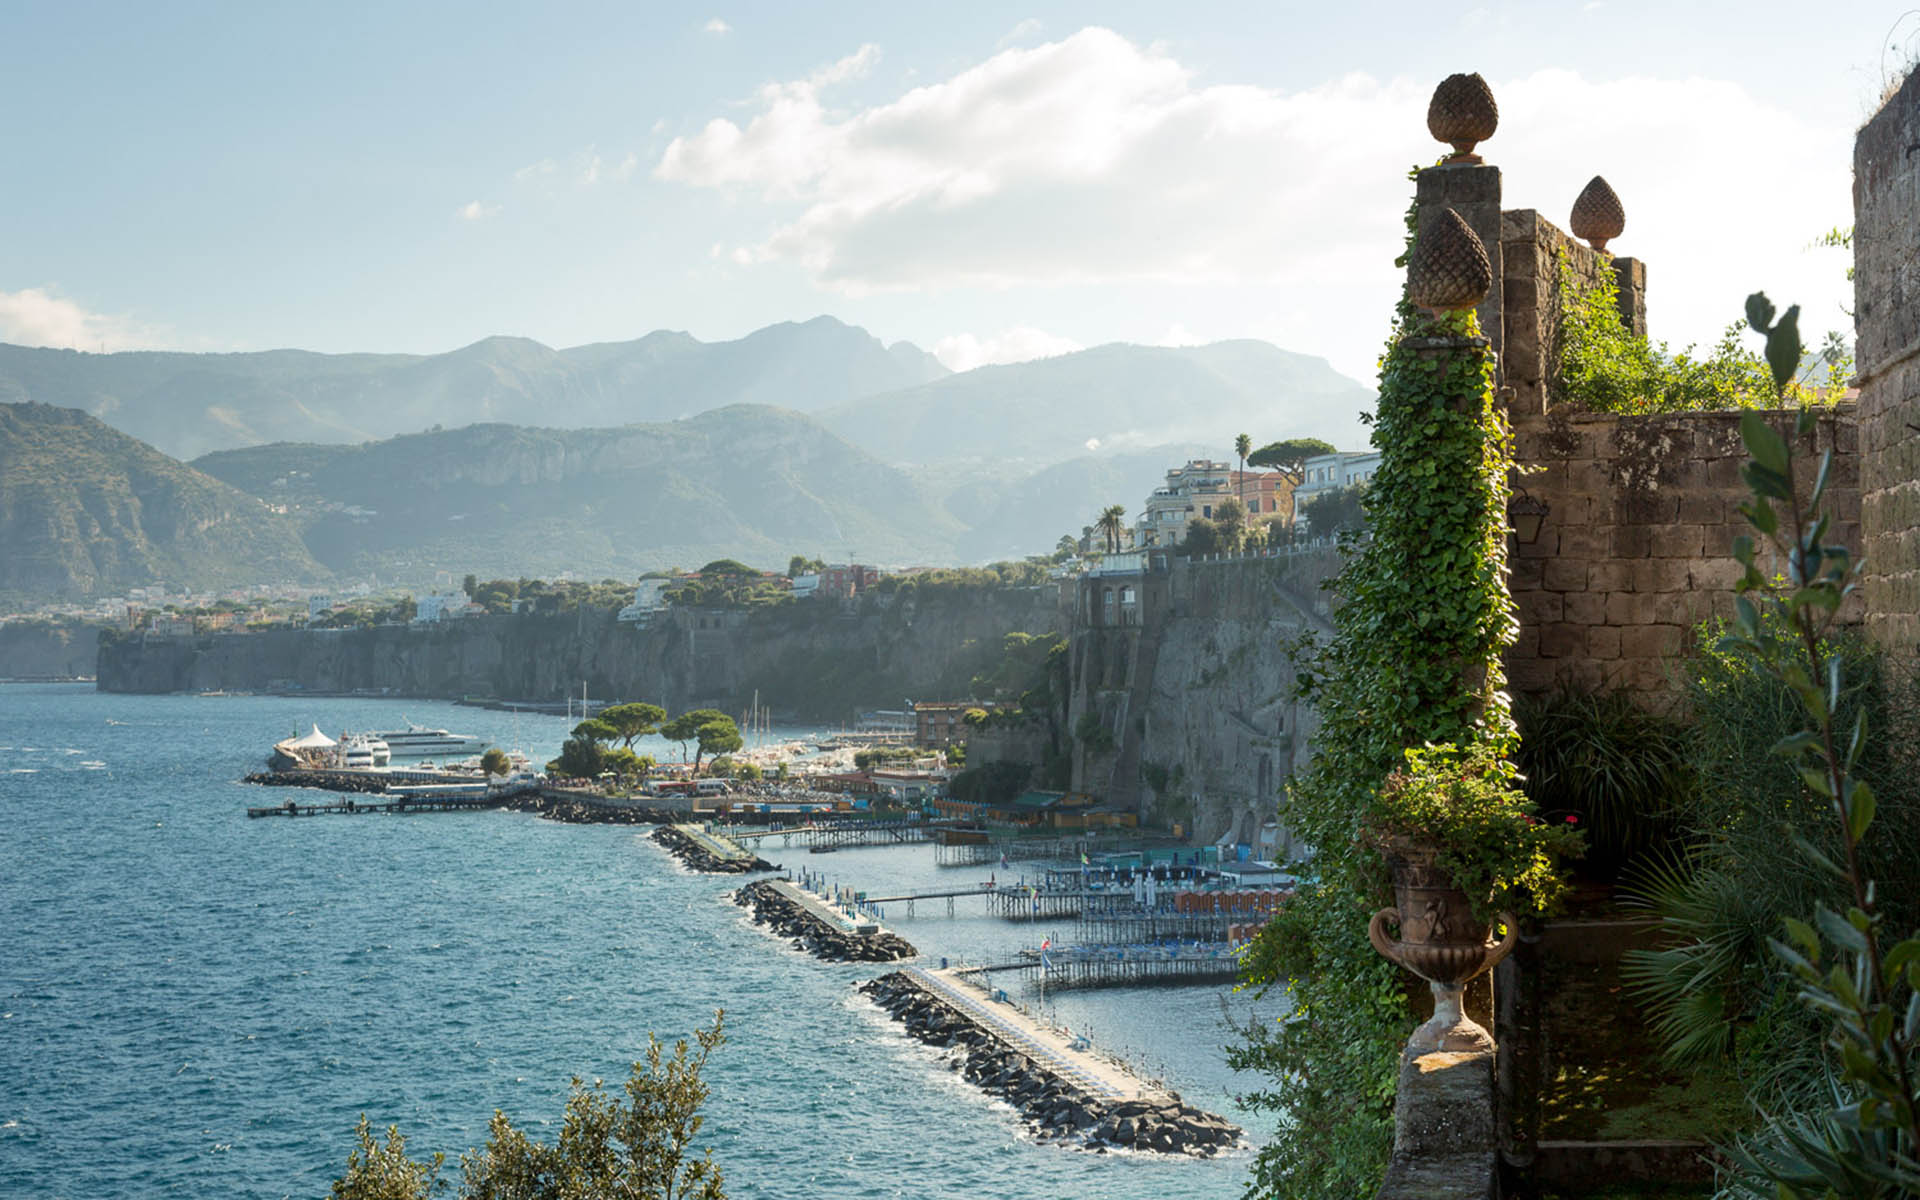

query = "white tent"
[{"left": 283, "top": 724, "right": 337, "bottom": 750}]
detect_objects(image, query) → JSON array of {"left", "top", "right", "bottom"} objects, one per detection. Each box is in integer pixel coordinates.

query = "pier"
[
  {"left": 246, "top": 794, "right": 503, "bottom": 818},
  {"left": 954, "top": 940, "right": 1244, "bottom": 991},
  {"left": 722, "top": 818, "right": 946, "bottom": 851}
]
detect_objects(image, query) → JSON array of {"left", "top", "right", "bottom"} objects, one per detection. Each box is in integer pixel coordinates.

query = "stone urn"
[{"left": 1368, "top": 837, "right": 1517, "bottom": 1054}]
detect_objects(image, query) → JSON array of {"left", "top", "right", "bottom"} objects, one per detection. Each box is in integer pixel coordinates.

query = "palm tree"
[
  {"left": 1097, "top": 504, "right": 1126, "bottom": 553},
  {"left": 1235, "top": 432, "right": 1252, "bottom": 516}
]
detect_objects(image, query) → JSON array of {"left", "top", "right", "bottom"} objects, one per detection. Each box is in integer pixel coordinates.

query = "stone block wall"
[
  {"left": 1853, "top": 69, "right": 1920, "bottom": 656},
  {"left": 1506, "top": 408, "right": 1861, "bottom": 697},
  {"left": 1500, "top": 208, "right": 1645, "bottom": 418}
]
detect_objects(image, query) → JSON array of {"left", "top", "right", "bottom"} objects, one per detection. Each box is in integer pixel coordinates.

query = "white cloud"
[
  {"left": 0, "top": 287, "right": 165, "bottom": 351},
  {"left": 997, "top": 18, "right": 1044, "bottom": 49},
  {"left": 1157, "top": 323, "right": 1203, "bottom": 348},
  {"left": 656, "top": 28, "right": 1852, "bottom": 380},
  {"left": 456, "top": 200, "right": 499, "bottom": 221},
  {"left": 704, "top": 17, "right": 731, "bottom": 35},
  {"left": 932, "top": 326, "right": 1082, "bottom": 372}
]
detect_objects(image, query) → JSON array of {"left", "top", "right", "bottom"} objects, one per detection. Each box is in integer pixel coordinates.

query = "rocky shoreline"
[
  {"left": 860, "top": 972, "right": 1241, "bottom": 1156},
  {"left": 501, "top": 791, "right": 676, "bottom": 826},
  {"left": 242, "top": 770, "right": 387, "bottom": 794},
  {"left": 734, "top": 878, "right": 917, "bottom": 962},
  {"left": 653, "top": 825, "right": 777, "bottom": 874}
]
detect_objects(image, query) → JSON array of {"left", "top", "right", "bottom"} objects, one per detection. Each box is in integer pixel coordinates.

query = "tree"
[
  {"left": 1181, "top": 517, "right": 1223, "bottom": 557},
  {"left": 1301, "top": 484, "right": 1367, "bottom": 539},
  {"left": 1235, "top": 432, "right": 1252, "bottom": 512},
  {"left": 571, "top": 718, "right": 618, "bottom": 746},
  {"left": 1096, "top": 504, "right": 1126, "bottom": 554},
  {"left": 1247, "top": 436, "right": 1338, "bottom": 487},
  {"left": 480, "top": 748, "right": 511, "bottom": 778},
  {"left": 694, "top": 718, "right": 743, "bottom": 774},
  {"left": 603, "top": 748, "right": 655, "bottom": 782},
  {"left": 1213, "top": 496, "right": 1248, "bottom": 552},
  {"left": 787, "top": 555, "right": 824, "bottom": 577},
  {"left": 462, "top": 574, "right": 477, "bottom": 598},
  {"left": 548, "top": 736, "right": 605, "bottom": 779},
  {"left": 696, "top": 559, "right": 758, "bottom": 577},
  {"left": 662, "top": 709, "right": 729, "bottom": 765},
  {"left": 600, "top": 702, "right": 666, "bottom": 751},
  {"left": 332, "top": 1014, "right": 726, "bottom": 1200}
]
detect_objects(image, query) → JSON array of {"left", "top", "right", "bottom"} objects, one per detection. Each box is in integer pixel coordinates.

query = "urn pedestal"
[{"left": 1368, "top": 840, "right": 1517, "bottom": 1053}]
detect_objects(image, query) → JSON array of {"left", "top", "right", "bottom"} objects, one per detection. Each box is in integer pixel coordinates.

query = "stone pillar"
[
  {"left": 1417, "top": 163, "right": 1504, "bottom": 362},
  {"left": 1852, "top": 68, "right": 1920, "bottom": 656},
  {"left": 1613, "top": 257, "right": 1646, "bottom": 338},
  {"left": 1375, "top": 1049, "right": 1499, "bottom": 1200}
]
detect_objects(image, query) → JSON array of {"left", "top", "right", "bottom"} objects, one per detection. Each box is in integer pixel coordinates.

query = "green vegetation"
[
  {"left": 465, "top": 578, "right": 636, "bottom": 616},
  {"left": 479, "top": 748, "right": 511, "bottom": 777},
  {"left": 600, "top": 703, "right": 667, "bottom": 751},
  {"left": 1247, "top": 436, "right": 1338, "bottom": 485},
  {"left": 1514, "top": 688, "right": 1693, "bottom": 874},
  {"left": 0, "top": 402, "right": 326, "bottom": 600},
  {"left": 1623, "top": 300, "right": 1920, "bottom": 1195},
  {"left": 331, "top": 1013, "right": 725, "bottom": 1200},
  {"left": 1299, "top": 484, "right": 1366, "bottom": 539},
  {"left": 1096, "top": 505, "right": 1127, "bottom": 553},
  {"left": 948, "top": 760, "right": 1032, "bottom": 809},
  {"left": 663, "top": 572, "right": 789, "bottom": 611},
  {"left": 852, "top": 746, "right": 919, "bottom": 770},
  {"left": 1553, "top": 253, "right": 1850, "bottom": 415},
  {"left": 1233, "top": 171, "right": 1556, "bottom": 1194}
]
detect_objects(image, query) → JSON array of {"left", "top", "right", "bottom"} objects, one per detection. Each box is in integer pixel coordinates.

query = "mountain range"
[
  {"left": 0, "top": 403, "right": 324, "bottom": 601},
  {"left": 0, "top": 317, "right": 1377, "bottom": 601}
]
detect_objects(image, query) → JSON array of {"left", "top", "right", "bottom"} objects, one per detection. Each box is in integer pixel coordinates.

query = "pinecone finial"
[
  {"left": 1407, "top": 208, "right": 1493, "bottom": 314},
  {"left": 1569, "top": 176, "right": 1625, "bottom": 252},
  {"left": 1427, "top": 73, "right": 1498, "bottom": 165}
]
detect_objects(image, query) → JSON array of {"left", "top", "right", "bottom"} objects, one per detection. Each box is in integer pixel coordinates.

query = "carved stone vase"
[{"left": 1368, "top": 837, "right": 1517, "bottom": 1054}]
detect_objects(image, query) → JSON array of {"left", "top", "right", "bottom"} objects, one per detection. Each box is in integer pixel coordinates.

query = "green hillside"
[{"left": 0, "top": 403, "right": 328, "bottom": 601}]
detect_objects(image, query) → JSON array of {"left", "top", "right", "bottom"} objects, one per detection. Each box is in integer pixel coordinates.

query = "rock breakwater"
[
  {"left": 502, "top": 791, "right": 675, "bottom": 826},
  {"left": 654, "top": 826, "right": 776, "bottom": 874},
  {"left": 734, "top": 879, "right": 917, "bottom": 962},
  {"left": 243, "top": 770, "right": 387, "bottom": 794},
  {"left": 860, "top": 971, "right": 1240, "bottom": 1156}
]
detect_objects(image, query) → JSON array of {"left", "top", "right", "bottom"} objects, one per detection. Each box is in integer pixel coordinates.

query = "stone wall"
[
  {"left": 1506, "top": 407, "right": 1860, "bottom": 697},
  {"left": 1853, "top": 69, "right": 1920, "bottom": 656},
  {"left": 1499, "top": 208, "right": 1645, "bottom": 418}
]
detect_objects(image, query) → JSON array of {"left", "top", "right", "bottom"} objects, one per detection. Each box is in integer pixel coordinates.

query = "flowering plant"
[{"left": 1366, "top": 741, "right": 1582, "bottom": 922}]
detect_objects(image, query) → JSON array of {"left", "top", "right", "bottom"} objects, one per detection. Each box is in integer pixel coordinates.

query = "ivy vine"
[{"left": 1232, "top": 179, "right": 1534, "bottom": 1199}]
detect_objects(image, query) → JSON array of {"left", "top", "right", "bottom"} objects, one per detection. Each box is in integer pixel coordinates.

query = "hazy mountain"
[
  {"left": 0, "top": 403, "right": 327, "bottom": 601},
  {"left": 821, "top": 340, "right": 1374, "bottom": 467},
  {"left": 0, "top": 316, "right": 949, "bottom": 461},
  {"left": 191, "top": 406, "right": 969, "bottom": 580},
  {"left": 922, "top": 443, "right": 1213, "bottom": 562}
]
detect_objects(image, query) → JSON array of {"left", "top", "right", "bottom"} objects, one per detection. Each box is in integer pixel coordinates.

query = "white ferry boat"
[{"left": 370, "top": 722, "right": 488, "bottom": 758}]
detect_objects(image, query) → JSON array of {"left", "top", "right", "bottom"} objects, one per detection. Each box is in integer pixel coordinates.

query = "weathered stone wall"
[
  {"left": 1500, "top": 208, "right": 1645, "bottom": 418},
  {"left": 1853, "top": 70, "right": 1920, "bottom": 656},
  {"left": 1506, "top": 408, "right": 1860, "bottom": 697}
]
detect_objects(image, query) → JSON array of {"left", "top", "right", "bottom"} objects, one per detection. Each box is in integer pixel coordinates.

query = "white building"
[
  {"left": 413, "top": 593, "right": 471, "bottom": 623},
  {"left": 1292, "top": 450, "right": 1382, "bottom": 532},
  {"left": 616, "top": 578, "right": 677, "bottom": 624}
]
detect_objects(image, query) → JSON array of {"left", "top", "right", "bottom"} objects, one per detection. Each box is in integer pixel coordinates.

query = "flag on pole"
[{"left": 1040, "top": 937, "right": 1052, "bottom": 968}]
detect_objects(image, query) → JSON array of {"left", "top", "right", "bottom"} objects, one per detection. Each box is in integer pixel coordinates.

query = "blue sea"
[{"left": 0, "top": 685, "right": 1276, "bottom": 1199}]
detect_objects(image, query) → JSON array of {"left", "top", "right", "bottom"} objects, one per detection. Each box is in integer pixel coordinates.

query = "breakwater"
[
  {"left": 734, "top": 879, "right": 916, "bottom": 962},
  {"left": 242, "top": 770, "right": 387, "bottom": 794},
  {"left": 503, "top": 790, "right": 676, "bottom": 826},
  {"left": 860, "top": 971, "right": 1240, "bottom": 1155},
  {"left": 652, "top": 825, "right": 775, "bottom": 874}
]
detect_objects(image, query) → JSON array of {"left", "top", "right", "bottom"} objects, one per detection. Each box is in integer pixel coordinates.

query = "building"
[
  {"left": 305, "top": 594, "right": 333, "bottom": 625},
  {"left": 911, "top": 700, "right": 1001, "bottom": 748},
  {"left": 1137, "top": 460, "right": 1233, "bottom": 546},
  {"left": 148, "top": 614, "right": 195, "bottom": 637},
  {"left": 616, "top": 577, "right": 676, "bottom": 624},
  {"left": 1291, "top": 450, "right": 1381, "bottom": 532},
  {"left": 413, "top": 593, "right": 473, "bottom": 623}
]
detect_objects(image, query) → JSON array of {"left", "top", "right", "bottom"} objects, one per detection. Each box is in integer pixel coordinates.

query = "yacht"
[
  {"left": 369, "top": 721, "right": 488, "bottom": 758},
  {"left": 336, "top": 733, "right": 392, "bottom": 770}
]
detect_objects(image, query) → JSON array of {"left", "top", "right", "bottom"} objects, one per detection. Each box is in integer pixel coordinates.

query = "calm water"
[{"left": 0, "top": 685, "right": 1274, "bottom": 1199}]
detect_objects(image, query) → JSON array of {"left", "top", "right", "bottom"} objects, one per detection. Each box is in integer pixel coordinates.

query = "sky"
[{"left": 0, "top": 1, "right": 1903, "bottom": 388}]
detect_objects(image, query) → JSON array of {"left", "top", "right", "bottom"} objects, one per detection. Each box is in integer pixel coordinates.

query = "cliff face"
[
  {"left": 1066, "top": 551, "right": 1340, "bottom": 847},
  {"left": 96, "top": 586, "right": 1068, "bottom": 721}
]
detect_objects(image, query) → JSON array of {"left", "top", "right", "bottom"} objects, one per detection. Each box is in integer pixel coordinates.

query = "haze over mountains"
[{"left": 0, "top": 316, "right": 1376, "bottom": 601}]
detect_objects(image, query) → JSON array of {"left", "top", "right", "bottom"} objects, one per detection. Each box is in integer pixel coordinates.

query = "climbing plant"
[
  {"left": 1233, "top": 168, "right": 1553, "bottom": 1197},
  {"left": 1553, "top": 251, "right": 1851, "bottom": 414}
]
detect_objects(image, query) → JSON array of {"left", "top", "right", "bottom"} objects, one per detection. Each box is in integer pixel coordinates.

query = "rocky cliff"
[
  {"left": 1065, "top": 551, "right": 1340, "bottom": 847},
  {"left": 97, "top": 585, "right": 1068, "bottom": 721}
]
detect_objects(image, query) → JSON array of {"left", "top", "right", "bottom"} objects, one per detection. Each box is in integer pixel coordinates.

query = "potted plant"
[{"left": 1365, "top": 741, "right": 1581, "bottom": 1052}]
